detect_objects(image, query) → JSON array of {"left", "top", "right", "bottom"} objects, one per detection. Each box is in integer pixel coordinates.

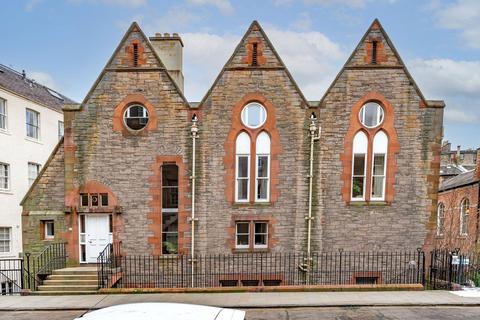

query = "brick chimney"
[{"left": 149, "top": 32, "right": 184, "bottom": 93}]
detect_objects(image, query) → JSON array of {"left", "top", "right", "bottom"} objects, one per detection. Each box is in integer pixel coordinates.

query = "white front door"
[{"left": 85, "top": 215, "right": 110, "bottom": 263}]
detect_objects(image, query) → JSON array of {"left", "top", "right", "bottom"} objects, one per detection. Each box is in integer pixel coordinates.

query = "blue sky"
[{"left": 2, "top": 0, "right": 479, "bottom": 149}]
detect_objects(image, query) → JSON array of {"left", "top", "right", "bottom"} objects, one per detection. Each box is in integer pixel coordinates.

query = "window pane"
[
  {"left": 238, "top": 156, "right": 248, "bottom": 178},
  {"left": 237, "top": 235, "right": 249, "bottom": 246},
  {"left": 373, "top": 154, "right": 385, "bottom": 175},
  {"left": 352, "top": 177, "right": 364, "bottom": 198},
  {"left": 364, "top": 104, "right": 377, "bottom": 127},
  {"left": 254, "top": 222, "right": 267, "bottom": 234},
  {"left": 254, "top": 234, "right": 267, "bottom": 246},
  {"left": 241, "top": 103, "right": 266, "bottom": 128},
  {"left": 162, "top": 165, "right": 179, "bottom": 208},
  {"left": 257, "top": 179, "right": 268, "bottom": 200},
  {"left": 91, "top": 194, "right": 99, "bottom": 206},
  {"left": 237, "top": 179, "right": 248, "bottom": 200},
  {"left": 257, "top": 156, "right": 268, "bottom": 178},
  {"left": 101, "top": 193, "right": 108, "bottom": 206},
  {"left": 353, "top": 154, "right": 365, "bottom": 176},
  {"left": 162, "top": 232, "right": 178, "bottom": 254},
  {"left": 80, "top": 194, "right": 89, "bottom": 206},
  {"left": 372, "top": 176, "right": 384, "bottom": 198},
  {"left": 236, "top": 222, "right": 249, "bottom": 234},
  {"left": 162, "top": 211, "right": 178, "bottom": 232},
  {"left": 46, "top": 222, "right": 54, "bottom": 237}
]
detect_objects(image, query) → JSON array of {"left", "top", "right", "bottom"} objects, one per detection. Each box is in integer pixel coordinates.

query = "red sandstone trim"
[
  {"left": 112, "top": 94, "right": 158, "bottom": 136},
  {"left": 227, "top": 214, "right": 278, "bottom": 252},
  {"left": 364, "top": 36, "right": 387, "bottom": 64},
  {"left": 223, "top": 93, "right": 282, "bottom": 205},
  {"left": 121, "top": 39, "right": 147, "bottom": 67},
  {"left": 242, "top": 37, "right": 267, "bottom": 66},
  {"left": 147, "top": 155, "right": 190, "bottom": 256},
  {"left": 340, "top": 92, "right": 400, "bottom": 204}
]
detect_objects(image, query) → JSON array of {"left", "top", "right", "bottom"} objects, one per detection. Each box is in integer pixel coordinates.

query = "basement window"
[{"left": 355, "top": 276, "right": 379, "bottom": 285}]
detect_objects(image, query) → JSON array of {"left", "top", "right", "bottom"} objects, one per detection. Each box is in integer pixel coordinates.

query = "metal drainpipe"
[
  {"left": 305, "top": 113, "right": 320, "bottom": 284},
  {"left": 190, "top": 114, "right": 199, "bottom": 287}
]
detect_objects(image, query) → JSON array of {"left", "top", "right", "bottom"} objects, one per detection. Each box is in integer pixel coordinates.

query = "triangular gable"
[
  {"left": 318, "top": 19, "right": 427, "bottom": 106},
  {"left": 197, "top": 20, "right": 309, "bottom": 108},
  {"left": 81, "top": 22, "right": 189, "bottom": 106}
]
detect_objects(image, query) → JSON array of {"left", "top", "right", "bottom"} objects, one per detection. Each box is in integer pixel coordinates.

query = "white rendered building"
[{"left": 0, "top": 64, "right": 73, "bottom": 258}]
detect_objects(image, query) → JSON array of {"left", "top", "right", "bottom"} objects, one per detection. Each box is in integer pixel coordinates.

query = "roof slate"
[
  {"left": 439, "top": 170, "right": 479, "bottom": 192},
  {"left": 0, "top": 64, "right": 76, "bottom": 112}
]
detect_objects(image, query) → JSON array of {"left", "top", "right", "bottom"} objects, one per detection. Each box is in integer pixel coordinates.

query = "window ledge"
[
  {"left": 232, "top": 248, "right": 270, "bottom": 253},
  {"left": 348, "top": 201, "right": 389, "bottom": 207},
  {"left": 25, "top": 137, "right": 43, "bottom": 144},
  {"left": 0, "top": 129, "right": 11, "bottom": 136},
  {"left": 232, "top": 202, "right": 272, "bottom": 208},
  {"left": 0, "top": 189, "right": 13, "bottom": 195}
]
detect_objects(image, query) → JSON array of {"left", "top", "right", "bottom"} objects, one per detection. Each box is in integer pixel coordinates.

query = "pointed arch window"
[
  {"left": 255, "top": 132, "right": 270, "bottom": 201},
  {"left": 352, "top": 131, "right": 368, "bottom": 200},
  {"left": 235, "top": 132, "right": 251, "bottom": 202},
  {"left": 437, "top": 202, "right": 445, "bottom": 236},
  {"left": 371, "top": 131, "right": 388, "bottom": 200},
  {"left": 460, "top": 198, "right": 470, "bottom": 236}
]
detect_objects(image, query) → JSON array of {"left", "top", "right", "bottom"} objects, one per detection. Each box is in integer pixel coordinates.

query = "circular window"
[
  {"left": 241, "top": 103, "right": 267, "bottom": 129},
  {"left": 124, "top": 104, "right": 149, "bottom": 131},
  {"left": 359, "top": 102, "right": 384, "bottom": 128}
]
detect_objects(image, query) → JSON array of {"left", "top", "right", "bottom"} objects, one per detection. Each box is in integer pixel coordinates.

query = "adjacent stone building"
[{"left": 21, "top": 20, "right": 444, "bottom": 265}]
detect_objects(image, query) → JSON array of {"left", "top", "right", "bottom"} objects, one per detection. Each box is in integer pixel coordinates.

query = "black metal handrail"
[
  {"left": 97, "top": 242, "right": 122, "bottom": 288},
  {"left": 24, "top": 242, "right": 67, "bottom": 290}
]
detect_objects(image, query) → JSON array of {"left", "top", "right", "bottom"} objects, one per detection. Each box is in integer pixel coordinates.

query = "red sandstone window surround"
[
  {"left": 235, "top": 103, "right": 271, "bottom": 203},
  {"left": 341, "top": 92, "right": 400, "bottom": 204},
  {"left": 235, "top": 221, "right": 268, "bottom": 250}
]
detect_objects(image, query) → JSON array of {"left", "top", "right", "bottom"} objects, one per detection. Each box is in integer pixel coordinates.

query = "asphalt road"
[{"left": 2, "top": 307, "right": 480, "bottom": 320}]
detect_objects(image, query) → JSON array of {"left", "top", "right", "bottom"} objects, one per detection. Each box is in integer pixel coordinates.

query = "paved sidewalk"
[{"left": 1, "top": 291, "right": 480, "bottom": 311}]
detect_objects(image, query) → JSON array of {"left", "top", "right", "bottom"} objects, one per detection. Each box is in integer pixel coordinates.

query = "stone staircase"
[{"left": 34, "top": 267, "right": 99, "bottom": 295}]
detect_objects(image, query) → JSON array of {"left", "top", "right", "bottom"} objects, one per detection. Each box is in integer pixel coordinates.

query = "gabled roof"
[
  {"left": 439, "top": 170, "right": 479, "bottom": 192},
  {"left": 0, "top": 64, "right": 75, "bottom": 112},
  {"left": 318, "top": 19, "right": 435, "bottom": 108},
  {"left": 80, "top": 22, "right": 189, "bottom": 108},
  {"left": 196, "top": 20, "right": 309, "bottom": 109}
]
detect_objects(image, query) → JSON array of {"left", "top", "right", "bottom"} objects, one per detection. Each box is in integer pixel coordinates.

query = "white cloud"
[
  {"left": 25, "top": 0, "right": 43, "bottom": 11},
  {"left": 180, "top": 26, "right": 346, "bottom": 101},
  {"left": 408, "top": 58, "right": 480, "bottom": 124},
  {"left": 305, "top": 0, "right": 397, "bottom": 8},
  {"left": 68, "top": 0, "right": 146, "bottom": 7},
  {"left": 435, "top": 0, "right": 480, "bottom": 48},
  {"left": 28, "top": 71, "right": 58, "bottom": 90},
  {"left": 186, "top": 0, "right": 234, "bottom": 14}
]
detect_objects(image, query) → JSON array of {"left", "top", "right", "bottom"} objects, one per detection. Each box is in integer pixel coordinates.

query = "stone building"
[
  {"left": 434, "top": 150, "right": 480, "bottom": 252},
  {"left": 21, "top": 20, "right": 444, "bottom": 265}
]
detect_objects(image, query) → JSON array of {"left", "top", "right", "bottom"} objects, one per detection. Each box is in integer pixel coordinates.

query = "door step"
[{"left": 36, "top": 267, "right": 99, "bottom": 295}]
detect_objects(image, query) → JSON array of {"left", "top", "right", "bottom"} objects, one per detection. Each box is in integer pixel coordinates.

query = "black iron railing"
[
  {"left": 97, "top": 242, "right": 122, "bottom": 289},
  {"left": 428, "top": 249, "right": 480, "bottom": 290},
  {"left": 97, "top": 249, "right": 426, "bottom": 289},
  {"left": 24, "top": 242, "right": 67, "bottom": 291},
  {"left": 0, "top": 259, "right": 24, "bottom": 295}
]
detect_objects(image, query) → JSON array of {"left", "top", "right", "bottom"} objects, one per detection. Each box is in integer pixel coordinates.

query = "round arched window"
[
  {"left": 124, "top": 104, "right": 149, "bottom": 130},
  {"left": 241, "top": 103, "right": 267, "bottom": 129},
  {"left": 359, "top": 102, "right": 384, "bottom": 128}
]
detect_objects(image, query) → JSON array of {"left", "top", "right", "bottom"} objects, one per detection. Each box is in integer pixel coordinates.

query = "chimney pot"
[{"left": 163, "top": 33, "right": 170, "bottom": 37}]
